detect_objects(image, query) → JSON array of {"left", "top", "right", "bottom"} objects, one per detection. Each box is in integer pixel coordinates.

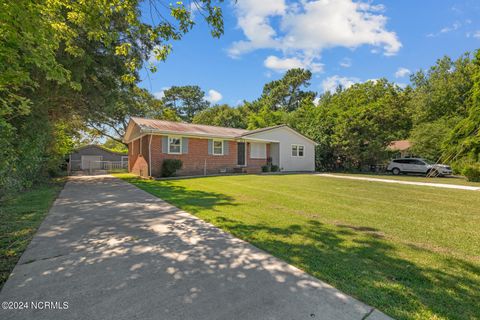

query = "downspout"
[{"left": 148, "top": 134, "right": 153, "bottom": 177}]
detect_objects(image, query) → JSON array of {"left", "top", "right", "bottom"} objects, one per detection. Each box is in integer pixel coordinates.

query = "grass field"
[
  {"left": 115, "top": 173, "right": 480, "bottom": 320},
  {"left": 330, "top": 172, "right": 480, "bottom": 186},
  {"left": 0, "top": 179, "right": 65, "bottom": 288}
]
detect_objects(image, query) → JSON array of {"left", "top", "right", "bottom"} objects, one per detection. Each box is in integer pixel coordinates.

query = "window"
[
  {"left": 298, "top": 145, "right": 304, "bottom": 157},
  {"left": 213, "top": 140, "right": 223, "bottom": 155},
  {"left": 168, "top": 137, "right": 182, "bottom": 154},
  {"left": 250, "top": 143, "right": 266, "bottom": 159},
  {"left": 291, "top": 144, "right": 305, "bottom": 157}
]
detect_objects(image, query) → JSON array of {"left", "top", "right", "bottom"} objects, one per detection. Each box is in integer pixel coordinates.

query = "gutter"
[{"left": 148, "top": 134, "right": 153, "bottom": 177}]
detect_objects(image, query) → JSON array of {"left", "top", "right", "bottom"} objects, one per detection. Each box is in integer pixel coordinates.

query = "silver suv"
[{"left": 387, "top": 158, "right": 453, "bottom": 176}]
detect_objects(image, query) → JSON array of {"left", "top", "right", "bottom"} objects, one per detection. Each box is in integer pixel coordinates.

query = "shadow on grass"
[
  {"left": 119, "top": 175, "right": 480, "bottom": 320},
  {"left": 120, "top": 176, "right": 237, "bottom": 214},
  {"left": 210, "top": 216, "right": 480, "bottom": 320}
]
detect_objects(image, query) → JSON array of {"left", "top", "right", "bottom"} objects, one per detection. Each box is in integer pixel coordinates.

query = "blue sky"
[{"left": 139, "top": 0, "right": 480, "bottom": 106}]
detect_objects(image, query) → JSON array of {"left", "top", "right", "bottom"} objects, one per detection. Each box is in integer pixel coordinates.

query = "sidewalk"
[{"left": 317, "top": 173, "right": 480, "bottom": 191}]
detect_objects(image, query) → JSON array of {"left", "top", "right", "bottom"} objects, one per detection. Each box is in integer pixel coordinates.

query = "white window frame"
[
  {"left": 291, "top": 144, "right": 305, "bottom": 157},
  {"left": 168, "top": 136, "right": 182, "bottom": 154},
  {"left": 212, "top": 139, "right": 224, "bottom": 156}
]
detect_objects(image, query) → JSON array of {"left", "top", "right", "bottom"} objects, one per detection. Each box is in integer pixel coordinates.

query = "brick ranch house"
[{"left": 123, "top": 117, "right": 317, "bottom": 177}]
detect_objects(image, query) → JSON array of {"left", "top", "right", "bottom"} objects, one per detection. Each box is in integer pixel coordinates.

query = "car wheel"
[{"left": 392, "top": 168, "right": 401, "bottom": 175}]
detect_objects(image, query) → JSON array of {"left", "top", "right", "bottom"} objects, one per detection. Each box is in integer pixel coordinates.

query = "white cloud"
[
  {"left": 189, "top": 2, "right": 199, "bottom": 20},
  {"left": 153, "top": 87, "right": 170, "bottom": 99},
  {"left": 340, "top": 58, "right": 352, "bottom": 68},
  {"left": 467, "top": 30, "right": 480, "bottom": 38},
  {"left": 229, "top": 0, "right": 401, "bottom": 72},
  {"left": 395, "top": 67, "right": 411, "bottom": 78},
  {"left": 154, "top": 91, "right": 164, "bottom": 99},
  {"left": 428, "top": 21, "right": 462, "bottom": 37},
  {"left": 440, "top": 22, "right": 461, "bottom": 33},
  {"left": 321, "top": 75, "right": 359, "bottom": 93},
  {"left": 228, "top": 0, "right": 286, "bottom": 57},
  {"left": 206, "top": 89, "right": 223, "bottom": 103},
  {"left": 264, "top": 55, "right": 323, "bottom": 73}
]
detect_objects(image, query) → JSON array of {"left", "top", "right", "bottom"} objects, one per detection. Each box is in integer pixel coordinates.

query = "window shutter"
[
  {"left": 223, "top": 140, "right": 229, "bottom": 155},
  {"left": 162, "top": 136, "right": 168, "bottom": 153},
  {"left": 208, "top": 139, "right": 213, "bottom": 155},
  {"left": 182, "top": 138, "right": 188, "bottom": 154}
]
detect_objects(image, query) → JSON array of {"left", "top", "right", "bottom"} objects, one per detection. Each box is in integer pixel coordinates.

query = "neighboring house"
[
  {"left": 387, "top": 140, "right": 412, "bottom": 158},
  {"left": 123, "top": 117, "right": 317, "bottom": 177},
  {"left": 69, "top": 145, "right": 128, "bottom": 171}
]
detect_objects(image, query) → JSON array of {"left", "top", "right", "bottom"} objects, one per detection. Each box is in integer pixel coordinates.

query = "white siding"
[{"left": 246, "top": 127, "right": 315, "bottom": 171}]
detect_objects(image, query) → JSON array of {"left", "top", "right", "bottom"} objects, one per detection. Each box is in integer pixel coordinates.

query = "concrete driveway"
[{"left": 0, "top": 175, "right": 390, "bottom": 320}]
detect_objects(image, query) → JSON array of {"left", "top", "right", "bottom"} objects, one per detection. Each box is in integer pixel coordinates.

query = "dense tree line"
[{"left": 187, "top": 52, "right": 480, "bottom": 172}]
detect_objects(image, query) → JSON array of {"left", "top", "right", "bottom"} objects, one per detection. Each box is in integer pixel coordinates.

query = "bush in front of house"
[
  {"left": 161, "top": 159, "right": 183, "bottom": 177},
  {"left": 462, "top": 164, "right": 480, "bottom": 182},
  {"left": 261, "top": 164, "right": 280, "bottom": 173}
]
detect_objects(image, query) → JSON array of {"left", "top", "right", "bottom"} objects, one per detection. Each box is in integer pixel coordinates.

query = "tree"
[
  {"left": 85, "top": 86, "right": 184, "bottom": 143},
  {"left": 408, "top": 54, "right": 475, "bottom": 124},
  {"left": 247, "top": 105, "right": 289, "bottom": 129},
  {"left": 297, "top": 79, "right": 412, "bottom": 169},
  {"left": 193, "top": 104, "right": 247, "bottom": 128},
  {"left": 332, "top": 80, "right": 412, "bottom": 167},
  {"left": 103, "top": 138, "right": 128, "bottom": 153},
  {"left": 259, "top": 68, "right": 316, "bottom": 112},
  {"left": 162, "top": 86, "right": 210, "bottom": 121},
  {"left": 445, "top": 50, "right": 480, "bottom": 165},
  {"left": 0, "top": 0, "right": 225, "bottom": 193},
  {"left": 409, "top": 118, "right": 459, "bottom": 162}
]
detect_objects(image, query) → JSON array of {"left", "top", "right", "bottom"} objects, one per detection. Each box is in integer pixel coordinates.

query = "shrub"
[
  {"left": 261, "top": 165, "right": 270, "bottom": 172},
  {"left": 270, "top": 164, "right": 279, "bottom": 172},
  {"left": 161, "top": 159, "right": 183, "bottom": 177},
  {"left": 462, "top": 164, "right": 480, "bottom": 182}
]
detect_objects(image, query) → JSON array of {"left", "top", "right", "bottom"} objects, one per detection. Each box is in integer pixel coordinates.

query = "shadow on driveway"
[{"left": 0, "top": 175, "right": 387, "bottom": 320}]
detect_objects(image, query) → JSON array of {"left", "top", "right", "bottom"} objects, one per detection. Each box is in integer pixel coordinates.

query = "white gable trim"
[{"left": 245, "top": 126, "right": 318, "bottom": 146}]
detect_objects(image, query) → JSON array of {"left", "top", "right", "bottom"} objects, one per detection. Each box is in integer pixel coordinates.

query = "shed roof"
[{"left": 73, "top": 144, "right": 127, "bottom": 155}]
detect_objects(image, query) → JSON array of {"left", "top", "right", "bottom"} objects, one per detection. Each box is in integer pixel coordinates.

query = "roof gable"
[{"left": 242, "top": 125, "right": 318, "bottom": 145}]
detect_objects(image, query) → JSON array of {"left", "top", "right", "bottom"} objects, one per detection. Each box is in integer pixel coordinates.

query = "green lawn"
[
  {"left": 115, "top": 173, "right": 480, "bottom": 320},
  {"left": 329, "top": 172, "right": 480, "bottom": 187},
  {"left": 0, "top": 179, "right": 65, "bottom": 288}
]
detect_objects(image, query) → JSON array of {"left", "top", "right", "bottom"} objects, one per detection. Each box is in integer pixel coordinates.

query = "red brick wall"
[
  {"left": 151, "top": 136, "right": 239, "bottom": 176},
  {"left": 246, "top": 142, "right": 270, "bottom": 173},
  {"left": 128, "top": 134, "right": 269, "bottom": 177}
]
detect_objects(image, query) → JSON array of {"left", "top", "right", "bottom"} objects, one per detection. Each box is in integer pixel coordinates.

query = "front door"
[{"left": 237, "top": 142, "right": 246, "bottom": 166}]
